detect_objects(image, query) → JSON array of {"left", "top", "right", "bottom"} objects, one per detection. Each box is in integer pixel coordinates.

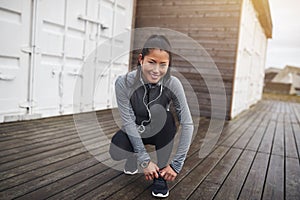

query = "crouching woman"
[{"left": 109, "top": 35, "right": 194, "bottom": 198}]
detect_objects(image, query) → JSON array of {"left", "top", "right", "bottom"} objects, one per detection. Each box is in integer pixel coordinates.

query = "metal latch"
[
  {"left": 67, "top": 71, "right": 83, "bottom": 78},
  {"left": 78, "top": 14, "right": 109, "bottom": 30},
  {"left": 19, "top": 100, "right": 37, "bottom": 109},
  {"left": 0, "top": 73, "right": 16, "bottom": 81},
  {"left": 21, "top": 46, "right": 40, "bottom": 54}
]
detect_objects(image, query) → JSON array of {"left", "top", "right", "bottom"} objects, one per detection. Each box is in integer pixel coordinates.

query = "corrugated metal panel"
[
  {"left": 231, "top": 0, "right": 268, "bottom": 118},
  {"left": 0, "top": 0, "right": 134, "bottom": 123}
]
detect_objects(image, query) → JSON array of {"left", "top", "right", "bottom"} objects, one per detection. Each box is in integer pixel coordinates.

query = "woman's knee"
[
  {"left": 152, "top": 113, "right": 176, "bottom": 150},
  {"left": 109, "top": 130, "right": 133, "bottom": 161}
]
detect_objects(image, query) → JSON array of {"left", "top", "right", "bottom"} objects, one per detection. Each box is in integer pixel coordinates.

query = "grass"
[{"left": 262, "top": 92, "right": 300, "bottom": 103}]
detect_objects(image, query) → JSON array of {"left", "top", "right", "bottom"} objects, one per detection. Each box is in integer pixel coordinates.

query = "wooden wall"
[{"left": 132, "top": 0, "right": 243, "bottom": 119}]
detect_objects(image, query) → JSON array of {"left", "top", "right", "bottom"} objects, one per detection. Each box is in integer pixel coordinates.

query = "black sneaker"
[
  {"left": 152, "top": 176, "right": 169, "bottom": 198},
  {"left": 123, "top": 156, "right": 138, "bottom": 175}
]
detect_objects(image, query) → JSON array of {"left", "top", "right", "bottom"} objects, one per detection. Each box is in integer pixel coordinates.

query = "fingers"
[
  {"left": 155, "top": 165, "right": 160, "bottom": 171},
  {"left": 154, "top": 170, "right": 159, "bottom": 179},
  {"left": 144, "top": 163, "right": 179, "bottom": 181},
  {"left": 164, "top": 174, "right": 176, "bottom": 181},
  {"left": 161, "top": 173, "right": 169, "bottom": 181},
  {"left": 159, "top": 167, "right": 177, "bottom": 181},
  {"left": 145, "top": 171, "right": 159, "bottom": 180},
  {"left": 145, "top": 174, "right": 152, "bottom": 180},
  {"left": 145, "top": 171, "right": 176, "bottom": 181}
]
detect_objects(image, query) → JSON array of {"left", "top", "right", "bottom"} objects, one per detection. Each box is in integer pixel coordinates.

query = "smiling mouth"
[{"left": 150, "top": 73, "right": 159, "bottom": 79}]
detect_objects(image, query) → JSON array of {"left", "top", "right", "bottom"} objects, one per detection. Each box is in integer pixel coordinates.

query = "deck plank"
[
  {"left": 0, "top": 100, "right": 299, "bottom": 200},
  {"left": 258, "top": 120, "right": 276, "bottom": 154},
  {"left": 238, "top": 152, "right": 270, "bottom": 199},
  {"left": 166, "top": 146, "right": 230, "bottom": 199},
  {"left": 291, "top": 123, "right": 300, "bottom": 158},
  {"left": 0, "top": 141, "right": 110, "bottom": 182},
  {"left": 76, "top": 173, "right": 143, "bottom": 200},
  {"left": 291, "top": 103, "right": 300, "bottom": 123},
  {"left": 285, "top": 116, "right": 298, "bottom": 159},
  {"left": 0, "top": 136, "right": 110, "bottom": 172},
  {"left": 216, "top": 101, "right": 266, "bottom": 146},
  {"left": 0, "top": 128, "right": 116, "bottom": 165},
  {"left": 187, "top": 148, "right": 242, "bottom": 200},
  {"left": 96, "top": 166, "right": 153, "bottom": 200},
  {"left": 30, "top": 166, "right": 122, "bottom": 200},
  {"left": 246, "top": 124, "right": 268, "bottom": 152},
  {"left": 262, "top": 154, "right": 284, "bottom": 200},
  {"left": 2, "top": 156, "right": 101, "bottom": 199},
  {"left": 213, "top": 150, "right": 256, "bottom": 200},
  {"left": 220, "top": 107, "right": 266, "bottom": 148},
  {"left": 285, "top": 157, "right": 300, "bottom": 200},
  {"left": 272, "top": 121, "right": 285, "bottom": 157},
  {"left": 0, "top": 152, "right": 93, "bottom": 191}
]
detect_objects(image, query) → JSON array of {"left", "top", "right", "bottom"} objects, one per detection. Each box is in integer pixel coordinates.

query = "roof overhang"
[{"left": 252, "top": 0, "right": 273, "bottom": 38}]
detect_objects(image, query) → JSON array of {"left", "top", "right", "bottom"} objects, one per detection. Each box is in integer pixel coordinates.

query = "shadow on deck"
[{"left": 0, "top": 100, "right": 300, "bottom": 199}]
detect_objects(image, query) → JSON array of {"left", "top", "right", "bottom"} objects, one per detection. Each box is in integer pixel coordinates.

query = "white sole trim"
[
  {"left": 152, "top": 191, "right": 169, "bottom": 198},
  {"left": 123, "top": 169, "right": 138, "bottom": 175}
]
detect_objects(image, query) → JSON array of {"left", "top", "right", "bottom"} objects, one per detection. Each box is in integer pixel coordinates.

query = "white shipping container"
[{"left": 0, "top": 0, "right": 134, "bottom": 123}]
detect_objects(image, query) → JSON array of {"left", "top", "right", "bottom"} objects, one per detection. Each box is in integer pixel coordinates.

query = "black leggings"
[{"left": 109, "top": 111, "right": 177, "bottom": 169}]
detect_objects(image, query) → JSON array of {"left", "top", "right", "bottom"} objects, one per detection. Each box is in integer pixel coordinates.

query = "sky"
[{"left": 265, "top": 0, "right": 300, "bottom": 69}]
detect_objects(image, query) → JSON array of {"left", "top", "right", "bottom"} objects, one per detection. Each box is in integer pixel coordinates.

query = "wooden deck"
[{"left": 0, "top": 100, "right": 300, "bottom": 200}]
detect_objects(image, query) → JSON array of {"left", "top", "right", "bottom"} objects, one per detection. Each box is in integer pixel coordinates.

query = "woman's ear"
[{"left": 138, "top": 54, "right": 143, "bottom": 65}]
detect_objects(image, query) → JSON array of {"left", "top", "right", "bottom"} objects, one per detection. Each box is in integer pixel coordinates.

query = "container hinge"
[
  {"left": 21, "top": 46, "right": 40, "bottom": 54},
  {"left": 0, "top": 72, "right": 16, "bottom": 81},
  {"left": 19, "top": 100, "right": 37, "bottom": 109},
  {"left": 78, "top": 14, "right": 109, "bottom": 30},
  {"left": 67, "top": 71, "right": 83, "bottom": 78}
]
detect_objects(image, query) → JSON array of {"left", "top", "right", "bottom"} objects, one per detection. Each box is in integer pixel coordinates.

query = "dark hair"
[{"left": 129, "top": 35, "right": 172, "bottom": 87}]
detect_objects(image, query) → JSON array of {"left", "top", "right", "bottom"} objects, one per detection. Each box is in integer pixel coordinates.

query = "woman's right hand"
[{"left": 143, "top": 161, "right": 159, "bottom": 180}]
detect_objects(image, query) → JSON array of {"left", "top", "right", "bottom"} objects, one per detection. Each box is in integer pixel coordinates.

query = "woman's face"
[{"left": 139, "top": 49, "right": 170, "bottom": 84}]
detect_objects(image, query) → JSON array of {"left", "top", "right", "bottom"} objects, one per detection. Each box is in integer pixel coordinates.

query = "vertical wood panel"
[{"left": 133, "top": 0, "right": 243, "bottom": 119}]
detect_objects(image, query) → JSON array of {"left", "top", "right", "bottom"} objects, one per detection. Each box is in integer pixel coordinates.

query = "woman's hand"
[
  {"left": 159, "top": 165, "right": 177, "bottom": 181},
  {"left": 143, "top": 161, "right": 159, "bottom": 180}
]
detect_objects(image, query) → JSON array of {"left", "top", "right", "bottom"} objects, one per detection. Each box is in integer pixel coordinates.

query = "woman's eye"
[{"left": 148, "top": 61, "right": 156, "bottom": 65}]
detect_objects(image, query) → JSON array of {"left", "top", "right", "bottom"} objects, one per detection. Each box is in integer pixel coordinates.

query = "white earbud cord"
[{"left": 138, "top": 70, "right": 163, "bottom": 133}]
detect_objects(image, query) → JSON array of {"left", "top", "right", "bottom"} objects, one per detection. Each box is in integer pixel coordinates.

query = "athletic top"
[{"left": 115, "top": 70, "right": 194, "bottom": 173}]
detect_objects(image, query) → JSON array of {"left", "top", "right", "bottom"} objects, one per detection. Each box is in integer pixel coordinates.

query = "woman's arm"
[
  {"left": 115, "top": 76, "right": 151, "bottom": 164},
  {"left": 168, "top": 77, "right": 194, "bottom": 173}
]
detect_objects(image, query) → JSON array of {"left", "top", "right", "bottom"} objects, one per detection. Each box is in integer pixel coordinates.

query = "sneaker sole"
[
  {"left": 123, "top": 169, "right": 138, "bottom": 175},
  {"left": 152, "top": 191, "right": 169, "bottom": 198}
]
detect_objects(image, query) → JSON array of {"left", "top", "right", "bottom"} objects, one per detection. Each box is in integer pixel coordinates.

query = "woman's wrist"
[
  {"left": 140, "top": 159, "right": 151, "bottom": 169},
  {"left": 169, "top": 163, "right": 179, "bottom": 174}
]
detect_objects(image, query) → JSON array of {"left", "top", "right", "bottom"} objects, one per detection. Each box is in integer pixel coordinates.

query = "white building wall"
[
  {"left": 231, "top": 0, "right": 268, "bottom": 119},
  {"left": 0, "top": 0, "right": 134, "bottom": 123}
]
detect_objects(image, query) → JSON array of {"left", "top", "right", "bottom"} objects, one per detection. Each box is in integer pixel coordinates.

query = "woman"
[{"left": 109, "top": 35, "right": 194, "bottom": 198}]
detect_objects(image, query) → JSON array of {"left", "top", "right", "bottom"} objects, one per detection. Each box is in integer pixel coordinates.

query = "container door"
[
  {"left": 0, "top": 0, "right": 134, "bottom": 122},
  {"left": 34, "top": 0, "right": 133, "bottom": 116},
  {"left": 93, "top": 0, "right": 133, "bottom": 110},
  {"left": 0, "top": 0, "right": 32, "bottom": 121},
  {"left": 33, "top": 0, "right": 66, "bottom": 116}
]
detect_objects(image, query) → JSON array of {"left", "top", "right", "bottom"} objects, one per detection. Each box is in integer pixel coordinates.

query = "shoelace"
[{"left": 153, "top": 177, "right": 167, "bottom": 188}]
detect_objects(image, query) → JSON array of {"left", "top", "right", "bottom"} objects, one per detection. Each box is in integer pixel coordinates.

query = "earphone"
[{"left": 137, "top": 68, "right": 163, "bottom": 133}]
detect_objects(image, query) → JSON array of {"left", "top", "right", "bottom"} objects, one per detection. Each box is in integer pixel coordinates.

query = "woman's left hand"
[{"left": 159, "top": 165, "right": 177, "bottom": 181}]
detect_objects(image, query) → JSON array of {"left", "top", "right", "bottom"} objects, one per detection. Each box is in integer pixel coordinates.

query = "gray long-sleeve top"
[{"left": 115, "top": 70, "right": 194, "bottom": 173}]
